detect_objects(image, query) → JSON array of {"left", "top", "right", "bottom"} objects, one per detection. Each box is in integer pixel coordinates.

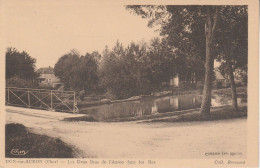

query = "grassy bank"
[
  {"left": 148, "top": 106, "right": 247, "bottom": 123},
  {"left": 6, "top": 123, "right": 75, "bottom": 158},
  {"left": 64, "top": 105, "right": 247, "bottom": 122},
  {"left": 213, "top": 86, "right": 247, "bottom": 98}
]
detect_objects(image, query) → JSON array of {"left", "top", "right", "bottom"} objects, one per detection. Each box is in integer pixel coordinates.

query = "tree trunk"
[
  {"left": 200, "top": 36, "right": 214, "bottom": 114},
  {"left": 227, "top": 60, "right": 238, "bottom": 111},
  {"left": 200, "top": 7, "right": 218, "bottom": 114}
]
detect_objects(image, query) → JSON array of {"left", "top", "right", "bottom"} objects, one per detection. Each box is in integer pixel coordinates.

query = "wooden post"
[
  {"left": 7, "top": 88, "right": 10, "bottom": 104},
  {"left": 73, "top": 92, "right": 75, "bottom": 113},
  {"left": 51, "top": 90, "right": 53, "bottom": 110},
  {"left": 28, "top": 89, "right": 30, "bottom": 108}
]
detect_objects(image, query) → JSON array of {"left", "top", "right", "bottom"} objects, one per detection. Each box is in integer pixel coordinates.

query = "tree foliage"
[
  {"left": 127, "top": 5, "right": 248, "bottom": 113},
  {"left": 127, "top": 6, "right": 207, "bottom": 83},
  {"left": 214, "top": 6, "right": 248, "bottom": 110},
  {"left": 6, "top": 76, "right": 38, "bottom": 88},
  {"left": 6, "top": 47, "right": 38, "bottom": 80},
  {"left": 215, "top": 6, "right": 248, "bottom": 75},
  {"left": 99, "top": 39, "right": 176, "bottom": 99},
  {"left": 54, "top": 50, "right": 99, "bottom": 92},
  {"left": 99, "top": 41, "right": 145, "bottom": 99}
]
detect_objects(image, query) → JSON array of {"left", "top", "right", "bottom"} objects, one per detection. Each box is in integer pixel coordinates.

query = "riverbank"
[
  {"left": 64, "top": 105, "right": 247, "bottom": 122},
  {"left": 5, "top": 123, "right": 76, "bottom": 158},
  {"left": 147, "top": 105, "right": 247, "bottom": 123},
  {"left": 213, "top": 87, "right": 247, "bottom": 98},
  {"left": 77, "top": 86, "right": 247, "bottom": 109}
]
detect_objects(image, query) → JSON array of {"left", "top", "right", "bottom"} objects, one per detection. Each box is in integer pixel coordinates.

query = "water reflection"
[{"left": 82, "top": 94, "right": 245, "bottom": 121}]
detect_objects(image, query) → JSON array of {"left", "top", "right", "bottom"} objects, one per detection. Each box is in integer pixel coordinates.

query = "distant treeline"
[{"left": 53, "top": 38, "right": 206, "bottom": 99}]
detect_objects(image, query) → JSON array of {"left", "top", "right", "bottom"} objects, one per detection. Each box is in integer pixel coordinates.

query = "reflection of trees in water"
[
  {"left": 211, "top": 95, "right": 231, "bottom": 106},
  {"left": 151, "top": 94, "right": 245, "bottom": 114},
  {"left": 177, "top": 95, "right": 202, "bottom": 110},
  {"left": 170, "top": 97, "right": 178, "bottom": 110},
  {"left": 149, "top": 96, "right": 195, "bottom": 114},
  {"left": 210, "top": 95, "right": 244, "bottom": 107},
  {"left": 152, "top": 95, "right": 202, "bottom": 113},
  {"left": 88, "top": 101, "right": 153, "bottom": 120},
  {"left": 87, "top": 94, "right": 244, "bottom": 121},
  {"left": 151, "top": 103, "right": 158, "bottom": 114}
]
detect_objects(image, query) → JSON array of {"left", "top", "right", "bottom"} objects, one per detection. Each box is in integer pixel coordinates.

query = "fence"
[{"left": 5, "top": 87, "right": 79, "bottom": 113}]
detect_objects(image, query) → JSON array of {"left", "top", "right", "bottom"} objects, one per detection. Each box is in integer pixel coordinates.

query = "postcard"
[{"left": 0, "top": 0, "right": 258, "bottom": 167}]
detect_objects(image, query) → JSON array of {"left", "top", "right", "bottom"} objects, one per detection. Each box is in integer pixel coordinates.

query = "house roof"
[{"left": 37, "top": 67, "right": 54, "bottom": 74}]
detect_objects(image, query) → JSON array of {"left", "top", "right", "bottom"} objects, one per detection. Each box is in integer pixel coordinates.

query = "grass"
[
  {"left": 5, "top": 123, "right": 75, "bottom": 158},
  {"left": 64, "top": 115, "right": 99, "bottom": 122},
  {"left": 213, "top": 86, "right": 247, "bottom": 98},
  {"left": 148, "top": 106, "right": 247, "bottom": 123},
  {"left": 64, "top": 105, "right": 247, "bottom": 123}
]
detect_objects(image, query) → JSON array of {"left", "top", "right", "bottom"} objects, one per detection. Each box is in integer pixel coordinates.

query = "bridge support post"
[
  {"left": 28, "top": 89, "right": 30, "bottom": 108},
  {"left": 73, "top": 91, "right": 75, "bottom": 113},
  {"left": 51, "top": 90, "right": 53, "bottom": 110},
  {"left": 7, "top": 88, "right": 10, "bottom": 104}
]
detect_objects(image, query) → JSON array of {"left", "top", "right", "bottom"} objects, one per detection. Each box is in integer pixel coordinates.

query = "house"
[
  {"left": 170, "top": 74, "right": 180, "bottom": 87},
  {"left": 37, "top": 66, "right": 62, "bottom": 88},
  {"left": 214, "top": 69, "right": 233, "bottom": 89},
  {"left": 170, "top": 70, "right": 228, "bottom": 89},
  {"left": 170, "top": 74, "right": 199, "bottom": 88}
]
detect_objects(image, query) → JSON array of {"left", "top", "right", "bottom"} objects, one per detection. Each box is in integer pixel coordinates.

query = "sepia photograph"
[{"left": 1, "top": 0, "right": 258, "bottom": 167}]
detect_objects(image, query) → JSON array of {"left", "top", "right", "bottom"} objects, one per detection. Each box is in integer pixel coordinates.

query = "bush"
[
  {"left": 6, "top": 76, "right": 38, "bottom": 88},
  {"left": 5, "top": 123, "right": 74, "bottom": 158}
]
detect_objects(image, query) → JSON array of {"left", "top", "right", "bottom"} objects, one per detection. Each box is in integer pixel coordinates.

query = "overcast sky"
[{"left": 3, "top": 0, "right": 159, "bottom": 69}]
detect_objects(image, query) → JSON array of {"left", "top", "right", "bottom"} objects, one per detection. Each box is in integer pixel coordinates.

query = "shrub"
[{"left": 6, "top": 76, "right": 38, "bottom": 88}]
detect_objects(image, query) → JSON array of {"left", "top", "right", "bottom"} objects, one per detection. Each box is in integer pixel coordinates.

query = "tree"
[
  {"left": 125, "top": 41, "right": 151, "bottom": 93},
  {"left": 146, "top": 38, "right": 176, "bottom": 90},
  {"left": 127, "top": 5, "right": 219, "bottom": 113},
  {"left": 6, "top": 47, "right": 38, "bottom": 80},
  {"left": 127, "top": 5, "right": 248, "bottom": 112},
  {"left": 54, "top": 49, "right": 99, "bottom": 93},
  {"left": 161, "top": 6, "right": 206, "bottom": 84},
  {"left": 77, "top": 53, "right": 99, "bottom": 92},
  {"left": 127, "top": 6, "right": 206, "bottom": 84},
  {"left": 98, "top": 38, "right": 178, "bottom": 99},
  {"left": 214, "top": 6, "right": 248, "bottom": 111},
  {"left": 200, "top": 6, "right": 218, "bottom": 114},
  {"left": 54, "top": 49, "right": 80, "bottom": 90},
  {"left": 99, "top": 41, "right": 136, "bottom": 99}
]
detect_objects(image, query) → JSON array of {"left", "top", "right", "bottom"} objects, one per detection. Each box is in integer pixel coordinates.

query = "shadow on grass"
[
  {"left": 6, "top": 123, "right": 74, "bottom": 158},
  {"left": 63, "top": 115, "right": 99, "bottom": 122},
  {"left": 147, "top": 106, "right": 247, "bottom": 123}
]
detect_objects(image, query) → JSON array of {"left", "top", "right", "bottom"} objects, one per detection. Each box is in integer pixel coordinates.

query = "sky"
[{"left": 3, "top": 0, "right": 159, "bottom": 69}]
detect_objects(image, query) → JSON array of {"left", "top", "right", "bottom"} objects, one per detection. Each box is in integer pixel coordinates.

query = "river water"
[{"left": 81, "top": 94, "right": 246, "bottom": 121}]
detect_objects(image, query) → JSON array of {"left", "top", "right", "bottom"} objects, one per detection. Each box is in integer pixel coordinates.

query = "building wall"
[
  {"left": 39, "top": 73, "right": 60, "bottom": 86},
  {"left": 170, "top": 75, "right": 179, "bottom": 87}
]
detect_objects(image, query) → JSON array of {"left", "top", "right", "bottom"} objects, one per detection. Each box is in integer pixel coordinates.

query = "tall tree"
[
  {"left": 147, "top": 38, "right": 175, "bottom": 89},
  {"left": 99, "top": 41, "right": 138, "bottom": 99},
  {"left": 6, "top": 47, "right": 38, "bottom": 80},
  {"left": 214, "top": 6, "right": 248, "bottom": 111},
  {"left": 54, "top": 49, "right": 99, "bottom": 92},
  {"left": 54, "top": 49, "right": 80, "bottom": 90},
  {"left": 126, "top": 5, "right": 219, "bottom": 113},
  {"left": 200, "top": 6, "right": 218, "bottom": 114},
  {"left": 99, "top": 41, "right": 158, "bottom": 99}
]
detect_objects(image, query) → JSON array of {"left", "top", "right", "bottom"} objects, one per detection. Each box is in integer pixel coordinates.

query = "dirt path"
[{"left": 6, "top": 106, "right": 247, "bottom": 158}]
